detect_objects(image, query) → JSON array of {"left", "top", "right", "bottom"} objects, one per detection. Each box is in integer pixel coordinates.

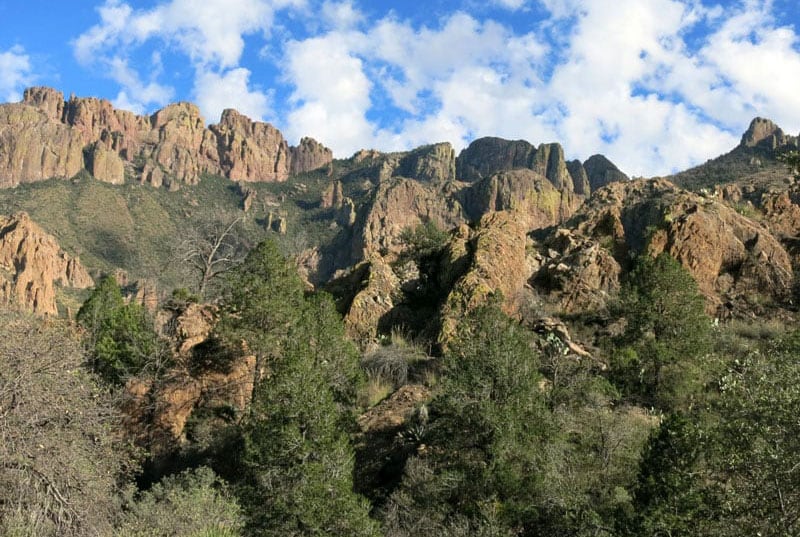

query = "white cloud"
[
  {"left": 696, "top": 3, "right": 800, "bottom": 131},
  {"left": 283, "top": 32, "right": 375, "bottom": 154},
  {"left": 72, "top": 0, "right": 800, "bottom": 175},
  {"left": 0, "top": 45, "right": 33, "bottom": 102},
  {"left": 107, "top": 57, "right": 174, "bottom": 112},
  {"left": 321, "top": 1, "right": 364, "bottom": 29},
  {"left": 194, "top": 67, "right": 272, "bottom": 122},
  {"left": 73, "top": 0, "right": 303, "bottom": 119}
]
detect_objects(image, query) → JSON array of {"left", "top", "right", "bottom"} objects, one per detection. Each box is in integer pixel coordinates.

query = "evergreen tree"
[
  {"left": 77, "top": 275, "right": 163, "bottom": 384},
  {"left": 383, "top": 303, "right": 550, "bottom": 536},
  {"left": 612, "top": 253, "right": 712, "bottom": 409},
  {"left": 216, "top": 239, "right": 377, "bottom": 536}
]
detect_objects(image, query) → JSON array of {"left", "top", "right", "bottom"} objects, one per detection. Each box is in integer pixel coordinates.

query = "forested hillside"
[{"left": 1, "top": 88, "right": 800, "bottom": 536}]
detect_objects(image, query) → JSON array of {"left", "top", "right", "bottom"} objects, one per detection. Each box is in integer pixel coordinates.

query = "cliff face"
[
  {"left": 0, "top": 212, "right": 93, "bottom": 316},
  {"left": 0, "top": 87, "right": 333, "bottom": 188},
  {"left": 455, "top": 136, "right": 627, "bottom": 194}
]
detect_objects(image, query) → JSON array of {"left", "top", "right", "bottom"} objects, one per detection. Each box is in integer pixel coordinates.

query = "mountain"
[
  {"left": 4, "top": 88, "right": 800, "bottom": 537},
  {"left": 671, "top": 117, "right": 799, "bottom": 192},
  {"left": 0, "top": 86, "right": 797, "bottom": 337},
  {"left": 0, "top": 87, "right": 333, "bottom": 188}
]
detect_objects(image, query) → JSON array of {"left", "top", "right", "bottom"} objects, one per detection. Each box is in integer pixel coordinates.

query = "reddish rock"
[{"left": 0, "top": 212, "right": 93, "bottom": 316}]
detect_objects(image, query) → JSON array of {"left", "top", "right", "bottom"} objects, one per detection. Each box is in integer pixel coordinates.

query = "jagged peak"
[{"left": 741, "top": 117, "right": 786, "bottom": 148}]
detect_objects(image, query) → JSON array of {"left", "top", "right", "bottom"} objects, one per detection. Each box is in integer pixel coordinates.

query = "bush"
[
  {"left": 117, "top": 467, "right": 244, "bottom": 537},
  {"left": 77, "top": 275, "right": 167, "bottom": 384},
  {"left": 610, "top": 253, "right": 712, "bottom": 410}
]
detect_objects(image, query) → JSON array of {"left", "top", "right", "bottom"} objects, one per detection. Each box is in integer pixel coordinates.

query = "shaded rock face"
[
  {"left": 456, "top": 137, "right": 536, "bottom": 182},
  {"left": 127, "top": 303, "right": 257, "bottom": 449},
  {"left": 0, "top": 87, "right": 332, "bottom": 188},
  {"left": 461, "top": 169, "right": 582, "bottom": 230},
  {"left": 741, "top": 117, "right": 799, "bottom": 150},
  {"left": 0, "top": 212, "right": 93, "bottom": 316},
  {"left": 395, "top": 143, "right": 456, "bottom": 184},
  {"left": 567, "top": 159, "right": 591, "bottom": 196},
  {"left": 455, "top": 136, "right": 626, "bottom": 194},
  {"left": 321, "top": 180, "right": 345, "bottom": 209},
  {"left": 532, "top": 179, "right": 793, "bottom": 315},
  {"left": 583, "top": 154, "right": 628, "bottom": 192}
]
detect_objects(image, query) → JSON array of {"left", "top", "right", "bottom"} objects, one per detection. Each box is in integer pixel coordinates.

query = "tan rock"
[
  {"left": 212, "top": 108, "right": 290, "bottom": 182},
  {"left": 321, "top": 180, "right": 345, "bottom": 209},
  {"left": 0, "top": 103, "right": 84, "bottom": 186},
  {"left": 351, "top": 178, "right": 465, "bottom": 262},
  {"left": 290, "top": 136, "right": 333, "bottom": 175},
  {"left": 22, "top": 86, "right": 64, "bottom": 121},
  {"left": 343, "top": 259, "right": 402, "bottom": 345},
  {"left": 439, "top": 211, "right": 530, "bottom": 345},
  {"left": 461, "top": 168, "right": 581, "bottom": 230},
  {"left": 533, "top": 179, "right": 793, "bottom": 316},
  {"left": 85, "top": 142, "right": 125, "bottom": 184},
  {"left": 146, "top": 102, "right": 220, "bottom": 185},
  {"left": 358, "top": 384, "right": 431, "bottom": 433},
  {"left": 0, "top": 212, "right": 93, "bottom": 316}
]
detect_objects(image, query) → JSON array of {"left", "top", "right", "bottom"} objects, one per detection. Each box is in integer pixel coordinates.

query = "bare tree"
[
  {"left": 0, "top": 310, "right": 136, "bottom": 536},
  {"left": 179, "top": 216, "right": 246, "bottom": 299}
]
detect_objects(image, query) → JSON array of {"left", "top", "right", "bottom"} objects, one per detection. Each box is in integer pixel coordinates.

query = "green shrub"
[{"left": 117, "top": 467, "right": 244, "bottom": 537}]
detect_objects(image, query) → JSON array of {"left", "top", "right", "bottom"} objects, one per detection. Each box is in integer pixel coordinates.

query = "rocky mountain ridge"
[{"left": 0, "top": 87, "right": 333, "bottom": 188}]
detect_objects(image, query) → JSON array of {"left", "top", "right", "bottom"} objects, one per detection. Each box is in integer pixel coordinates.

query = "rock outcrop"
[
  {"left": 740, "top": 117, "right": 799, "bottom": 150},
  {"left": 531, "top": 179, "right": 793, "bottom": 315},
  {"left": 211, "top": 108, "right": 291, "bottom": 182},
  {"left": 350, "top": 178, "right": 466, "bottom": 262},
  {"left": 0, "top": 87, "right": 333, "bottom": 188},
  {"left": 341, "top": 259, "right": 402, "bottom": 344},
  {"left": 455, "top": 136, "right": 627, "bottom": 194},
  {"left": 0, "top": 212, "right": 93, "bottom": 315},
  {"left": 460, "top": 169, "right": 582, "bottom": 230},
  {"left": 0, "top": 102, "right": 84, "bottom": 186},
  {"left": 290, "top": 137, "right": 334, "bottom": 175},
  {"left": 395, "top": 143, "right": 456, "bottom": 184},
  {"left": 583, "top": 154, "right": 628, "bottom": 192},
  {"left": 439, "top": 211, "right": 532, "bottom": 344}
]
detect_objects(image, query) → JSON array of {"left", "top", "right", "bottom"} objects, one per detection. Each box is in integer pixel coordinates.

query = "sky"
[{"left": 1, "top": 0, "right": 799, "bottom": 176}]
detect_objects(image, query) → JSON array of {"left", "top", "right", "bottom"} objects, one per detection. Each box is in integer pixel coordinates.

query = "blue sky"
[{"left": 1, "top": 0, "right": 799, "bottom": 176}]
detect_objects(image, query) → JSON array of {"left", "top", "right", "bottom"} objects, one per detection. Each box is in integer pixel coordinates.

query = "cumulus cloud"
[
  {"left": 194, "top": 67, "right": 272, "bottom": 122},
  {"left": 0, "top": 45, "right": 34, "bottom": 102},
  {"left": 73, "top": 0, "right": 303, "bottom": 120},
  {"left": 72, "top": 0, "right": 800, "bottom": 175},
  {"left": 283, "top": 32, "right": 375, "bottom": 154}
]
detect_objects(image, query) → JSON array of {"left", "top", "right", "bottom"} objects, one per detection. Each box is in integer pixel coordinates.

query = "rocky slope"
[
  {"left": 531, "top": 179, "right": 793, "bottom": 316},
  {"left": 0, "top": 87, "right": 333, "bottom": 188},
  {"left": 0, "top": 212, "right": 93, "bottom": 315},
  {"left": 672, "top": 117, "right": 799, "bottom": 192}
]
